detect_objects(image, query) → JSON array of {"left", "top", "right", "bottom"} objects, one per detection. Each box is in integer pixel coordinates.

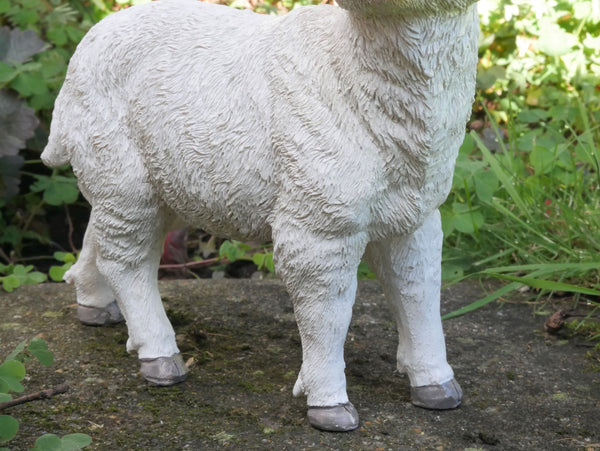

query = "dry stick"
[
  {"left": 0, "top": 383, "right": 69, "bottom": 410},
  {"left": 0, "top": 247, "right": 11, "bottom": 264},
  {"left": 159, "top": 256, "right": 228, "bottom": 270},
  {"left": 64, "top": 204, "right": 78, "bottom": 255}
]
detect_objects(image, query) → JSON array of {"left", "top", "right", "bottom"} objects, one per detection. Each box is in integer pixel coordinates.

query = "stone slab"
[{"left": 1, "top": 279, "right": 598, "bottom": 450}]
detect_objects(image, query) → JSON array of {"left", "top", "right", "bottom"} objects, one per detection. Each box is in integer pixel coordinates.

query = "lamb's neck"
[
  {"left": 270, "top": 4, "right": 477, "bottom": 184},
  {"left": 331, "top": 7, "right": 478, "bottom": 183},
  {"left": 344, "top": 9, "right": 473, "bottom": 90}
]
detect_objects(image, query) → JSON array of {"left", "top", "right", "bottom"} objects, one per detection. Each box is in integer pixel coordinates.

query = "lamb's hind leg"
[
  {"left": 64, "top": 211, "right": 123, "bottom": 326},
  {"left": 365, "top": 211, "right": 462, "bottom": 409},
  {"left": 273, "top": 222, "right": 367, "bottom": 431},
  {"left": 92, "top": 195, "right": 186, "bottom": 386}
]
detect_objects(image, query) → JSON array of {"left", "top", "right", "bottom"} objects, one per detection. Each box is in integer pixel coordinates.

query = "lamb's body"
[{"left": 42, "top": 0, "right": 478, "bottom": 431}]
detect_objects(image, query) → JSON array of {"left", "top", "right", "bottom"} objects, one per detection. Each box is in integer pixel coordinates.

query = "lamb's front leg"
[
  {"left": 365, "top": 211, "right": 462, "bottom": 409},
  {"left": 273, "top": 222, "right": 368, "bottom": 431}
]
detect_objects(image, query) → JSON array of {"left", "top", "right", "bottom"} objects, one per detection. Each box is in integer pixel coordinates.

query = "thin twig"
[
  {"left": 0, "top": 247, "right": 12, "bottom": 264},
  {"left": 206, "top": 332, "right": 231, "bottom": 338},
  {"left": 0, "top": 383, "right": 69, "bottom": 410},
  {"left": 64, "top": 205, "right": 78, "bottom": 255},
  {"left": 20, "top": 199, "right": 45, "bottom": 248},
  {"left": 159, "top": 256, "right": 228, "bottom": 270}
]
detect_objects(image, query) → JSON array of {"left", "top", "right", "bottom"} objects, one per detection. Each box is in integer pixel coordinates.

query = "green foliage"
[
  {"left": 217, "top": 240, "right": 373, "bottom": 277},
  {"left": 219, "top": 240, "right": 249, "bottom": 263},
  {"left": 48, "top": 251, "right": 75, "bottom": 282},
  {"left": 0, "top": 338, "right": 91, "bottom": 449},
  {"left": 357, "top": 261, "right": 376, "bottom": 280},
  {"left": 0, "top": 360, "right": 26, "bottom": 394},
  {"left": 477, "top": 0, "right": 600, "bottom": 116},
  {"left": 29, "top": 171, "right": 79, "bottom": 206},
  {"left": 442, "top": 0, "right": 600, "bottom": 317},
  {"left": 0, "top": 27, "right": 43, "bottom": 198},
  {"left": 218, "top": 240, "right": 275, "bottom": 274},
  {"left": 0, "top": 0, "right": 92, "bottom": 115},
  {"left": 564, "top": 314, "right": 600, "bottom": 370},
  {"left": 22, "top": 337, "right": 55, "bottom": 366},
  {"left": 0, "top": 27, "right": 47, "bottom": 91},
  {"left": 0, "top": 264, "right": 46, "bottom": 292},
  {"left": 252, "top": 251, "right": 275, "bottom": 274},
  {"left": 29, "top": 433, "right": 93, "bottom": 451},
  {"left": 565, "top": 316, "right": 600, "bottom": 341},
  {"left": 0, "top": 415, "right": 19, "bottom": 444},
  {"left": 0, "top": 0, "right": 104, "bottom": 281}
]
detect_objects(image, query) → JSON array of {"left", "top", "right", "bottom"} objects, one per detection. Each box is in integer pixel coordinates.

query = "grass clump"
[{"left": 440, "top": 0, "right": 600, "bottom": 317}]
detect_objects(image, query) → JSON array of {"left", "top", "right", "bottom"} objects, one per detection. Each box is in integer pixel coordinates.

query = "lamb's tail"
[{"left": 41, "top": 135, "right": 71, "bottom": 168}]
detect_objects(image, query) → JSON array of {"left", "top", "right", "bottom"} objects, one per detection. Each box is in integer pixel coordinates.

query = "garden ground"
[{"left": 1, "top": 279, "right": 599, "bottom": 450}]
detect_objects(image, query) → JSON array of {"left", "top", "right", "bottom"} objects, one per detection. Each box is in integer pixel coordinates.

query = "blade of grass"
[
  {"left": 488, "top": 199, "right": 573, "bottom": 255},
  {"left": 471, "top": 132, "right": 531, "bottom": 220},
  {"left": 488, "top": 273, "right": 600, "bottom": 298},
  {"left": 481, "top": 262, "right": 600, "bottom": 275},
  {"left": 442, "top": 281, "right": 520, "bottom": 320},
  {"left": 442, "top": 264, "right": 600, "bottom": 320}
]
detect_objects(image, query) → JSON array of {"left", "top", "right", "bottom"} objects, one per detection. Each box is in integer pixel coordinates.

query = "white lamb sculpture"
[{"left": 42, "top": 0, "right": 479, "bottom": 431}]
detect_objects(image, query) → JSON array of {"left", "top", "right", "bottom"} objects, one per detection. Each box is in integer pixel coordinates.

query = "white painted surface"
[{"left": 42, "top": 0, "right": 478, "bottom": 407}]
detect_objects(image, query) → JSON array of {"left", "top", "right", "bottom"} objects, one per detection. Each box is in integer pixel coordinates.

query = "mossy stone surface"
[{"left": 1, "top": 279, "right": 599, "bottom": 449}]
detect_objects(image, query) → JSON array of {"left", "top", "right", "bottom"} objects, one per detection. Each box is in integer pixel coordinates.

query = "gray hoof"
[
  {"left": 411, "top": 378, "right": 463, "bottom": 410},
  {"left": 307, "top": 402, "right": 359, "bottom": 432},
  {"left": 77, "top": 301, "right": 124, "bottom": 326},
  {"left": 140, "top": 354, "right": 188, "bottom": 386}
]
